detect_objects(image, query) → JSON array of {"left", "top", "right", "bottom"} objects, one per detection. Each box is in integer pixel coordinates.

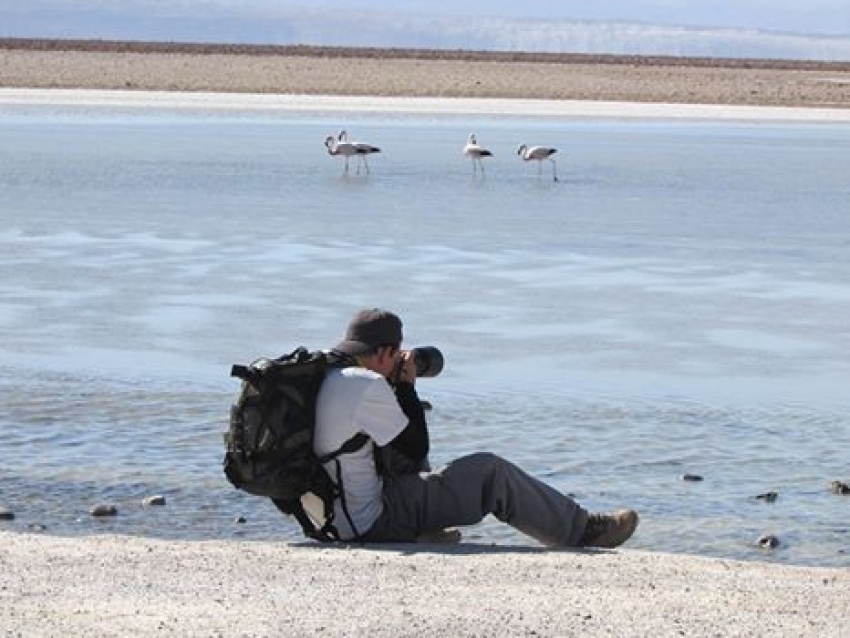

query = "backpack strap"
[
  {"left": 296, "top": 351, "right": 370, "bottom": 542},
  {"left": 320, "top": 433, "right": 370, "bottom": 541},
  {"left": 272, "top": 498, "right": 340, "bottom": 542},
  {"left": 275, "top": 432, "right": 370, "bottom": 542},
  {"left": 317, "top": 432, "right": 369, "bottom": 464},
  {"left": 326, "top": 349, "right": 359, "bottom": 369}
]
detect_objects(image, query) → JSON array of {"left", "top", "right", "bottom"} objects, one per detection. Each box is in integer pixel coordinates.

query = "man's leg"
[{"left": 364, "top": 452, "right": 589, "bottom": 547}]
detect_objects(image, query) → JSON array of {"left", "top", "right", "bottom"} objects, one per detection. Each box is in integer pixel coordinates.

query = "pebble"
[
  {"left": 681, "top": 474, "right": 704, "bottom": 482},
  {"left": 755, "top": 492, "right": 778, "bottom": 503},
  {"left": 757, "top": 534, "right": 780, "bottom": 549},
  {"left": 234, "top": 516, "right": 247, "bottom": 524},
  {"left": 90, "top": 504, "right": 118, "bottom": 517},
  {"left": 143, "top": 495, "right": 167, "bottom": 506},
  {"left": 0, "top": 507, "right": 15, "bottom": 521},
  {"left": 829, "top": 480, "right": 850, "bottom": 495}
]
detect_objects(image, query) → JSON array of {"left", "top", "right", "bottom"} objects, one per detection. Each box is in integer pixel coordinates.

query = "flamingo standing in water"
[
  {"left": 517, "top": 144, "right": 558, "bottom": 181},
  {"left": 463, "top": 133, "right": 493, "bottom": 176},
  {"left": 324, "top": 130, "right": 381, "bottom": 175}
]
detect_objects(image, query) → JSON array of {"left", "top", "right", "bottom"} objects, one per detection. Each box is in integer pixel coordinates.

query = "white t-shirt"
[{"left": 301, "top": 366, "right": 407, "bottom": 539}]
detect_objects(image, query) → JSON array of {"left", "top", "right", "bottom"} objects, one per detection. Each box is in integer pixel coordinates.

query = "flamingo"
[
  {"left": 463, "top": 133, "right": 493, "bottom": 175},
  {"left": 517, "top": 144, "right": 558, "bottom": 181},
  {"left": 324, "top": 130, "right": 381, "bottom": 175}
]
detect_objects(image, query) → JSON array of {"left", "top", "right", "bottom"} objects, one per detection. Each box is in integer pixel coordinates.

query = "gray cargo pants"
[{"left": 361, "top": 452, "right": 589, "bottom": 547}]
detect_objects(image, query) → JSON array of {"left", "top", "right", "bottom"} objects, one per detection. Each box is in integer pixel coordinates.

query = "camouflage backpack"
[{"left": 224, "top": 347, "right": 367, "bottom": 540}]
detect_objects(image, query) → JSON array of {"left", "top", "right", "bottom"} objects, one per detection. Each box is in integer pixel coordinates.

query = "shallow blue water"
[{"left": 1, "top": 100, "right": 849, "bottom": 567}]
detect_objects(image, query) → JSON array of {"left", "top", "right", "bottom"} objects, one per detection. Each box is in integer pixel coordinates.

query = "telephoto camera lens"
[{"left": 412, "top": 346, "right": 444, "bottom": 378}]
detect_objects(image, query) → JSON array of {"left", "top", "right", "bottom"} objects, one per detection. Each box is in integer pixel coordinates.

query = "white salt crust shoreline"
[
  {"left": 2, "top": 88, "right": 850, "bottom": 122},
  {"left": 0, "top": 531, "right": 846, "bottom": 637}
]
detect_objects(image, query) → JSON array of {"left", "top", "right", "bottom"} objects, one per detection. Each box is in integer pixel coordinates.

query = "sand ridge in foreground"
[
  {"left": 1, "top": 38, "right": 849, "bottom": 108},
  {"left": 0, "top": 531, "right": 846, "bottom": 637}
]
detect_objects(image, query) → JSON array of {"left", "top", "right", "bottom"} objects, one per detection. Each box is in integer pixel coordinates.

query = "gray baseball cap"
[{"left": 334, "top": 308, "right": 403, "bottom": 355}]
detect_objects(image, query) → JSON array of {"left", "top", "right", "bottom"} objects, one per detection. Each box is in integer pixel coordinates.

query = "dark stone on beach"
[
  {"left": 234, "top": 516, "right": 247, "bottom": 524},
  {"left": 28, "top": 523, "right": 47, "bottom": 532},
  {"left": 0, "top": 507, "right": 14, "bottom": 520},
  {"left": 681, "top": 474, "right": 703, "bottom": 482},
  {"left": 757, "top": 534, "right": 780, "bottom": 549},
  {"left": 142, "top": 495, "right": 167, "bottom": 506},
  {"left": 755, "top": 492, "right": 778, "bottom": 503},
  {"left": 829, "top": 480, "right": 850, "bottom": 495},
  {"left": 90, "top": 504, "right": 118, "bottom": 517}
]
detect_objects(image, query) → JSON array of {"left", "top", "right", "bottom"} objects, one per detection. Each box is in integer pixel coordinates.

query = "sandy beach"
[
  {"left": 0, "top": 531, "right": 846, "bottom": 637},
  {"left": 1, "top": 39, "right": 849, "bottom": 109}
]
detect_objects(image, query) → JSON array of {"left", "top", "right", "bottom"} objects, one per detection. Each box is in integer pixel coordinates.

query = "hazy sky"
[
  {"left": 4, "top": 0, "right": 850, "bottom": 60},
  {"left": 5, "top": 0, "right": 849, "bottom": 36},
  {"left": 299, "top": 0, "right": 850, "bottom": 35}
]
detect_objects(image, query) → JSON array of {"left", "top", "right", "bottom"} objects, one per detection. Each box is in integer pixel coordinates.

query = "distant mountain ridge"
[{"left": 5, "top": 5, "right": 850, "bottom": 61}]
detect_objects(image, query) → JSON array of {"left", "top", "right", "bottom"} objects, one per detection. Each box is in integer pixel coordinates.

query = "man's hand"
[{"left": 391, "top": 350, "right": 417, "bottom": 385}]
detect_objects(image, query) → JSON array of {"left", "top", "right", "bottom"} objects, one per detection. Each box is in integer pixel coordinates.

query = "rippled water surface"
[{"left": 1, "top": 99, "right": 849, "bottom": 567}]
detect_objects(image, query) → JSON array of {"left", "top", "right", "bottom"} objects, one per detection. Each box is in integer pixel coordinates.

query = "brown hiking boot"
[{"left": 579, "top": 509, "right": 639, "bottom": 548}]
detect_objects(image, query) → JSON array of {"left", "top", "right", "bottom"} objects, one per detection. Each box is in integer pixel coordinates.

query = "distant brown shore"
[{"left": 1, "top": 38, "right": 849, "bottom": 108}]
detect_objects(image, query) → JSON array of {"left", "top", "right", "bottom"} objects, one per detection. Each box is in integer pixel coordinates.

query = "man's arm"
[{"left": 385, "top": 382, "right": 429, "bottom": 463}]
